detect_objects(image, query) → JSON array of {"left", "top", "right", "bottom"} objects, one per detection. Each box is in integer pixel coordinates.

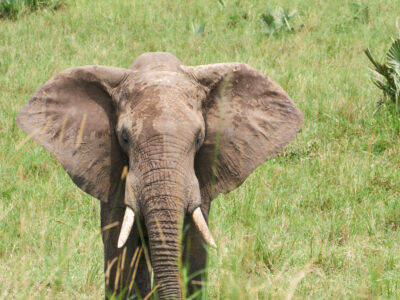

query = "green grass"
[{"left": 1, "top": 0, "right": 400, "bottom": 298}]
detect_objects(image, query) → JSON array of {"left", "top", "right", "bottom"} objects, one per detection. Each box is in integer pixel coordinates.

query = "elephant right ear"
[
  {"left": 185, "top": 63, "right": 303, "bottom": 202},
  {"left": 16, "top": 66, "right": 131, "bottom": 203}
]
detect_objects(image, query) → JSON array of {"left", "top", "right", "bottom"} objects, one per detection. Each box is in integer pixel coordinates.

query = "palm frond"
[
  {"left": 387, "top": 39, "right": 400, "bottom": 71},
  {"left": 364, "top": 48, "right": 388, "bottom": 77},
  {"left": 365, "top": 36, "right": 400, "bottom": 110}
]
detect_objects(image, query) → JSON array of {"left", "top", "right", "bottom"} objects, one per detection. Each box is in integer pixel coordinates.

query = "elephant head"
[{"left": 17, "top": 52, "right": 303, "bottom": 299}]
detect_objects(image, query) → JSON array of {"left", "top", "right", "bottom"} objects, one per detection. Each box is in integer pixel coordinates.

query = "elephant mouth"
[{"left": 117, "top": 206, "right": 216, "bottom": 249}]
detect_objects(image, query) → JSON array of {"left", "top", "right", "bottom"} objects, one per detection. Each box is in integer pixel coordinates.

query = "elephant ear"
[
  {"left": 185, "top": 63, "right": 303, "bottom": 201},
  {"left": 16, "top": 66, "right": 131, "bottom": 203}
]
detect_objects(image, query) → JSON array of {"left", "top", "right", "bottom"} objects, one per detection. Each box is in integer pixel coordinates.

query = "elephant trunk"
[
  {"left": 146, "top": 209, "right": 181, "bottom": 299},
  {"left": 142, "top": 166, "right": 185, "bottom": 299}
]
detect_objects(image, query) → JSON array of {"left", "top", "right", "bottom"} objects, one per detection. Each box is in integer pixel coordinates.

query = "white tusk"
[
  {"left": 117, "top": 207, "right": 135, "bottom": 248},
  {"left": 192, "top": 207, "right": 217, "bottom": 249}
]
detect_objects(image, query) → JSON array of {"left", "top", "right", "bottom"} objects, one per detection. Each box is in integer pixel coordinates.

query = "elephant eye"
[
  {"left": 196, "top": 132, "right": 203, "bottom": 147},
  {"left": 121, "top": 129, "right": 129, "bottom": 144}
]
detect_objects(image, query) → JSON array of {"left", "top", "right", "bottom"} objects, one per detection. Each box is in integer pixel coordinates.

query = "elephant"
[{"left": 16, "top": 52, "right": 303, "bottom": 299}]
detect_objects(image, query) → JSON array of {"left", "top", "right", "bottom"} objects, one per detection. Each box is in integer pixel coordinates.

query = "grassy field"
[{"left": 1, "top": 0, "right": 400, "bottom": 298}]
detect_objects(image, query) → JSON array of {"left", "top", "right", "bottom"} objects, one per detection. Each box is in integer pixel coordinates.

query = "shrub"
[
  {"left": 260, "top": 7, "right": 297, "bottom": 36},
  {"left": 0, "top": 0, "right": 65, "bottom": 19},
  {"left": 365, "top": 35, "right": 400, "bottom": 111}
]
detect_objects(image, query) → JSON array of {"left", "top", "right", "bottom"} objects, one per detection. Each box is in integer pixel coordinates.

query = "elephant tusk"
[
  {"left": 117, "top": 207, "right": 135, "bottom": 248},
  {"left": 192, "top": 207, "right": 217, "bottom": 249}
]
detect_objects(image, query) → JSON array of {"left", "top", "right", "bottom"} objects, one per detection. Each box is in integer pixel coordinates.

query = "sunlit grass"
[{"left": 1, "top": 0, "right": 400, "bottom": 298}]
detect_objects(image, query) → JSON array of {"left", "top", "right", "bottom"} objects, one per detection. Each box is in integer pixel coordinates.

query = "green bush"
[
  {"left": 0, "top": 0, "right": 65, "bottom": 19},
  {"left": 260, "top": 6, "right": 297, "bottom": 36},
  {"left": 365, "top": 35, "right": 400, "bottom": 110}
]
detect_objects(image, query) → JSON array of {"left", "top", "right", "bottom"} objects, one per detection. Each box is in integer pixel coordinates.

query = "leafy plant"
[
  {"left": 191, "top": 21, "right": 205, "bottom": 36},
  {"left": 0, "top": 0, "right": 65, "bottom": 19},
  {"left": 260, "top": 6, "right": 297, "bottom": 36},
  {"left": 227, "top": 11, "right": 248, "bottom": 28},
  {"left": 365, "top": 35, "right": 400, "bottom": 110},
  {"left": 0, "top": 0, "right": 21, "bottom": 18}
]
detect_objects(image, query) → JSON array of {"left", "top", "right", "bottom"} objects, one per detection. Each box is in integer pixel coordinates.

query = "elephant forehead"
[
  {"left": 142, "top": 100, "right": 197, "bottom": 136},
  {"left": 118, "top": 72, "right": 204, "bottom": 140},
  {"left": 123, "top": 71, "right": 205, "bottom": 109},
  {"left": 120, "top": 97, "right": 192, "bottom": 141},
  {"left": 153, "top": 107, "right": 188, "bottom": 132}
]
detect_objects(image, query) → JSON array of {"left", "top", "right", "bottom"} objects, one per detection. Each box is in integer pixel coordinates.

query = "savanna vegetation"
[
  {"left": 1, "top": 0, "right": 400, "bottom": 298},
  {"left": 0, "top": 0, "right": 65, "bottom": 19}
]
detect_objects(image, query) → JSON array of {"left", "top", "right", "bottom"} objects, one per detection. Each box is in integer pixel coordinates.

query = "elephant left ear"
[
  {"left": 16, "top": 66, "right": 130, "bottom": 203},
  {"left": 184, "top": 63, "right": 303, "bottom": 201}
]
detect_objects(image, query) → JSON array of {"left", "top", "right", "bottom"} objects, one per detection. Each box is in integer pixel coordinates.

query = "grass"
[{"left": 1, "top": 0, "right": 400, "bottom": 298}]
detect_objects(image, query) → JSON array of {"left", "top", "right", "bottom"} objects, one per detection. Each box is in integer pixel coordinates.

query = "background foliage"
[
  {"left": 365, "top": 36, "right": 400, "bottom": 111},
  {"left": 1, "top": 0, "right": 400, "bottom": 298},
  {"left": 0, "top": 0, "right": 65, "bottom": 19}
]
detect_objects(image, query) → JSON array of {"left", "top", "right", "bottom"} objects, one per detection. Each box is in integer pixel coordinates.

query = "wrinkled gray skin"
[{"left": 17, "top": 52, "right": 303, "bottom": 299}]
